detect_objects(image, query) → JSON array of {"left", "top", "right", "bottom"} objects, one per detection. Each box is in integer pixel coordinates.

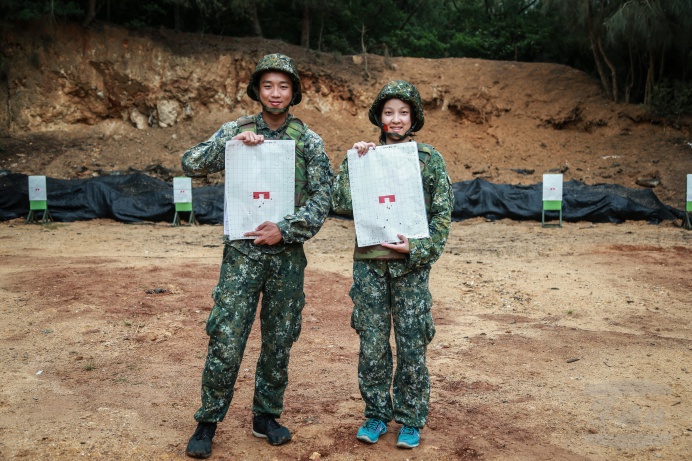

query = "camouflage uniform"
[
  {"left": 182, "top": 55, "right": 333, "bottom": 423},
  {"left": 331, "top": 81, "right": 453, "bottom": 429}
]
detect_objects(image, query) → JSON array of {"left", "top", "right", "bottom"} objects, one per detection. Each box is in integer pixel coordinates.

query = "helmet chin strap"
[
  {"left": 261, "top": 103, "right": 291, "bottom": 115},
  {"left": 254, "top": 85, "right": 293, "bottom": 115},
  {"left": 381, "top": 123, "right": 413, "bottom": 141}
]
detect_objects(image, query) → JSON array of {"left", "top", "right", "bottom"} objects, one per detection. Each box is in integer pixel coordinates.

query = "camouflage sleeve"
[
  {"left": 407, "top": 148, "right": 453, "bottom": 267},
  {"left": 276, "top": 128, "right": 333, "bottom": 243},
  {"left": 330, "top": 155, "right": 353, "bottom": 217},
  {"left": 181, "top": 121, "right": 239, "bottom": 177}
]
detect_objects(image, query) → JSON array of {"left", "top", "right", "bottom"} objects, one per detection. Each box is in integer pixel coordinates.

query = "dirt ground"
[
  {"left": 1, "top": 23, "right": 692, "bottom": 461},
  {"left": 0, "top": 216, "right": 691, "bottom": 461}
]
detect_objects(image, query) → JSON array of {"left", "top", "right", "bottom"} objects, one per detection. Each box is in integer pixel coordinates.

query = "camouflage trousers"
[
  {"left": 349, "top": 261, "right": 435, "bottom": 429},
  {"left": 194, "top": 243, "right": 307, "bottom": 423}
]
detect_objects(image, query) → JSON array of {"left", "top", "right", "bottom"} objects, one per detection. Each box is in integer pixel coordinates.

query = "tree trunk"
[
  {"left": 174, "top": 3, "right": 181, "bottom": 32},
  {"left": 301, "top": 5, "right": 310, "bottom": 48},
  {"left": 360, "top": 25, "right": 370, "bottom": 80},
  {"left": 400, "top": 0, "right": 429, "bottom": 31},
  {"left": 317, "top": 11, "right": 324, "bottom": 52},
  {"left": 597, "top": 35, "right": 619, "bottom": 102},
  {"left": 586, "top": 0, "right": 616, "bottom": 101},
  {"left": 644, "top": 50, "right": 656, "bottom": 106},
  {"left": 251, "top": 0, "right": 263, "bottom": 37},
  {"left": 83, "top": 0, "right": 97, "bottom": 27},
  {"left": 588, "top": 28, "right": 612, "bottom": 100},
  {"left": 624, "top": 45, "right": 634, "bottom": 104}
]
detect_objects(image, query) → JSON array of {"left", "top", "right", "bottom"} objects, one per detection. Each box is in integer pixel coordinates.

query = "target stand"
[
  {"left": 542, "top": 200, "right": 563, "bottom": 228},
  {"left": 26, "top": 200, "right": 53, "bottom": 224},
  {"left": 541, "top": 174, "right": 563, "bottom": 228},
  {"left": 685, "top": 174, "right": 692, "bottom": 231},
  {"left": 173, "top": 201, "right": 197, "bottom": 226},
  {"left": 26, "top": 176, "right": 53, "bottom": 224},
  {"left": 172, "top": 177, "right": 197, "bottom": 226}
]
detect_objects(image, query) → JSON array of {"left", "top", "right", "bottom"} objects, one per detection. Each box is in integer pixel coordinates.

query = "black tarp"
[
  {"left": 0, "top": 172, "right": 685, "bottom": 224},
  {"left": 453, "top": 178, "right": 684, "bottom": 224}
]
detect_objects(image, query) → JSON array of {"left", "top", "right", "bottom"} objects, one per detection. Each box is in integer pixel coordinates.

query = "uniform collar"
[{"left": 256, "top": 112, "right": 294, "bottom": 134}]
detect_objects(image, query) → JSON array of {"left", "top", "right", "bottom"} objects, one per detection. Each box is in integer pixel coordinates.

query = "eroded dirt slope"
[{"left": 1, "top": 21, "right": 691, "bottom": 206}]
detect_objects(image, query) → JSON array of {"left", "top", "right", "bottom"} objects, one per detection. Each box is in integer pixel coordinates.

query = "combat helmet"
[
  {"left": 368, "top": 80, "right": 425, "bottom": 138},
  {"left": 247, "top": 53, "right": 302, "bottom": 109}
]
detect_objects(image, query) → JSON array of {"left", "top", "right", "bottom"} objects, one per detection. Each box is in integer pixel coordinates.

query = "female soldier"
[{"left": 331, "top": 80, "right": 453, "bottom": 449}]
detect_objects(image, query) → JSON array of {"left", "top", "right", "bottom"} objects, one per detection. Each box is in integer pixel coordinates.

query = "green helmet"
[
  {"left": 247, "top": 53, "right": 302, "bottom": 106},
  {"left": 368, "top": 80, "right": 424, "bottom": 132}
]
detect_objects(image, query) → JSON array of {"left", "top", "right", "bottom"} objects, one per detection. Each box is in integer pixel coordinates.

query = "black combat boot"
[
  {"left": 252, "top": 414, "right": 291, "bottom": 445},
  {"left": 185, "top": 422, "right": 216, "bottom": 458}
]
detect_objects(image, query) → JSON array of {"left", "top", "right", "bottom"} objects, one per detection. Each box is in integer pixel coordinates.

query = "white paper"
[
  {"left": 173, "top": 177, "right": 192, "bottom": 203},
  {"left": 543, "top": 174, "right": 563, "bottom": 201},
  {"left": 348, "top": 143, "right": 429, "bottom": 247},
  {"left": 224, "top": 140, "right": 295, "bottom": 239},
  {"left": 28, "top": 175, "right": 47, "bottom": 201},
  {"left": 687, "top": 174, "right": 691, "bottom": 202}
]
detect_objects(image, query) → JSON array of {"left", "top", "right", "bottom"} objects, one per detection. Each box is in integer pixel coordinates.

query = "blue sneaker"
[
  {"left": 396, "top": 425, "right": 420, "bottom": 448},
  {"left": 356, "top": 418, "right": 387, "bottom": 443}
]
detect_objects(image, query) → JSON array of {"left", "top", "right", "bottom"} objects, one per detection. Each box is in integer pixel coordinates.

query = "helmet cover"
[
  {"left": 368, "top": 80, "right": 424, "bottom": 132},
  {"left": 247, "top": 53, "right": 302, "bottom": 106}
]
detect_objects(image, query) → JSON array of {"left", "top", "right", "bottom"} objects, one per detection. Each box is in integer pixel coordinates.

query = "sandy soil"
[
  {"left": 1, "top": 23, "right": 692, "bottom": 461},
  {"left": 0, "top": 216, "right": 690, "bottom": 461}
]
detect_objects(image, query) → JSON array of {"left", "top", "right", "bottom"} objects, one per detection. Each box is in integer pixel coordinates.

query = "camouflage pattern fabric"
[
  {"left": 182, "top": 112, "right": 331, "bottom": 422},
  {"left": 182, "top": 112, "right": 333, "bottom": 258},
  {"left": 331, "top": 139, "right": 452, "bottom": 428},
  {"left": 194, "top": 244, "right": 307, "bottom": 421},
  {"left": 350, "top": 261, "right": 435, "bottom": 428},
  {"left": 331, "top": 140, "right": 453, "bottom": 277}
]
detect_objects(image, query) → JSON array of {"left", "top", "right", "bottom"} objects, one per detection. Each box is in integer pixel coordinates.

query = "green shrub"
[{"left": 648, "top": 79, "right": 692, "bottom": 118}]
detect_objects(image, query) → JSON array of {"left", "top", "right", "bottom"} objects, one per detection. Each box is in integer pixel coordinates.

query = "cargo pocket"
[
  {"left": 291, "top": 291, "right": 306, "bottom": 342},
  {"left": 349, "top": 284, "right": 368, "bottom": 334},
  {"left": 205, "top": 303, "right": 226, "bottom": 337},
  {"left": 422, "top": 311, "right": 435, "bottom": 345}
]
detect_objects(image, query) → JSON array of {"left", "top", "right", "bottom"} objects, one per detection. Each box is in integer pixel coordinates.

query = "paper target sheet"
[
  {"left": 348, "top": 143, "right": 429, "bottom": 247},
  {"left": 28, "top": 175, "right": 47, "bottom": 201},
  {"left": 224, "top": 140, "right": 295, "bottom": 239},
  {"left": 173, "top": 177, "right": 192, "bottom": 203},
  {"left": 542, "top": 174, "right": 563, "bottom": 200}
]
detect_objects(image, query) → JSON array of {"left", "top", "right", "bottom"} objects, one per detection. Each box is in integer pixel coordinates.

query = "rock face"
[
  {"left": 1, "top": 20, "right": 607, "bottom": 135},
  {"left": 1, "top": 22, "right": 253, "bottom": 131},
  {"left": 2, "top": 20, "right": 690, "bottom": 205}
]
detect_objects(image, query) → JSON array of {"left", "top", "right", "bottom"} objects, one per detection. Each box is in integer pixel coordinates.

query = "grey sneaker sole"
[
  {"left": 356, "top": 434, "right": 379, "bottom": 444},
  {"left": 396, "top": 440, "right": 419, "bottom": 448},
  {"left": 252, "top": 429, "right": 291, "bottom": 445},
  {"left": 251, "top": 430, "right": 266, "bottom": 439}
]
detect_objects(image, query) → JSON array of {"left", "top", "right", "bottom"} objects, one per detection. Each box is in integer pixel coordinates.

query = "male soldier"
[{"left": 182, "top": 53, "right": 333, "bottom": 459}]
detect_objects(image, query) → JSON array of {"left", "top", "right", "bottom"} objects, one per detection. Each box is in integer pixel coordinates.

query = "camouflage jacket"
[
  {"left": 331, "top": 141, "right": 453, "bottom": 277},
  {"left": 182, "top": 113, "right": 333, "bottom": 257}
]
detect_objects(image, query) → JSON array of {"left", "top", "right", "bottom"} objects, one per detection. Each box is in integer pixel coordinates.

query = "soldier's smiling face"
[
  {"left": 258, "top": 71, "right": 293, "bottom": 110},
  {"left": 381, "top": 98, "right": 412, "bottom": 142}
]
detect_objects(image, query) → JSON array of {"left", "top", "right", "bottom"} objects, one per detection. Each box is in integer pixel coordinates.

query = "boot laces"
[
  {"left": 401, "top": 425, "right": 417, "bottom": 435},
  {"left": 262, "top": 415, "right": 281, "bottom": 431},
  {"left": 365, "top": 419, "right": 383, "bottom": 431}
]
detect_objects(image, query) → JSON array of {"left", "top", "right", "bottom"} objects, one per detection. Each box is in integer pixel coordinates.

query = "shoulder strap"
[
  {"left": 416, "top": 142, "right": 433, "bottom": 168},
  {"left": 285, "top": 117, "right": 307, "bottom": 144},
  {"left": 237, "top": 115, "right": 256, "bottom": 133},
  {"left": 236, "top": 115, "right": 307, "bottom": 146}
]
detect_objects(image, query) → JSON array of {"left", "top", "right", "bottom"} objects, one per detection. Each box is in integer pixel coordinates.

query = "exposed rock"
[{"left": 156, "top": 99, "right": 180, "bottom": 128}]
